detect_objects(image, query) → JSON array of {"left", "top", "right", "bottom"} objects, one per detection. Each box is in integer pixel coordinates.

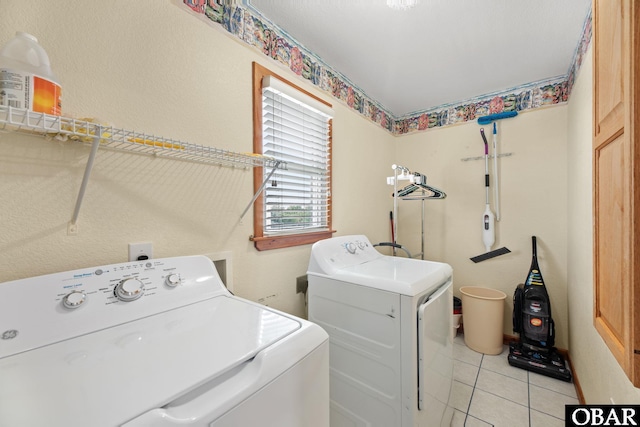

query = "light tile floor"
[{"left": 451, "top": 334, "right": 579, "bottom": 427}]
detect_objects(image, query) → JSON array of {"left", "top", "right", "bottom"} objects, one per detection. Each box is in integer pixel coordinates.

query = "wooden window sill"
[{"left": 251, "top": 230, "right": 336, "bottom": 251}]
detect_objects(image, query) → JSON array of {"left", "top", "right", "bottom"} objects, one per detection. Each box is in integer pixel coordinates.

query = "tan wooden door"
[{"left": 592, "top": 0, "right": 640, "bottom": 386}]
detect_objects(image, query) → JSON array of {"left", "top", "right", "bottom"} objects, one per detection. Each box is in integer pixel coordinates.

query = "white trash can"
[{"left": 460, "top": 286, "right": 507, "bottom": 355}]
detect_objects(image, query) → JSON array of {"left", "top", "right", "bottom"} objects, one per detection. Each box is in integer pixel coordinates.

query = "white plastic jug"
[{"left": 0, "top": 32, "right": 61, "bottom": 115}]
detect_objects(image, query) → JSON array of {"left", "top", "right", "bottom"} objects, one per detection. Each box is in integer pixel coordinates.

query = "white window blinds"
[{"left": 262, "top": 76, "right": 333, "bottom": 235}]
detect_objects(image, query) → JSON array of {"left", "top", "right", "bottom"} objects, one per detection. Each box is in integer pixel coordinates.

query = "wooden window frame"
[{"left": 250, "top": 62, "right": 335, "bottom": 251}]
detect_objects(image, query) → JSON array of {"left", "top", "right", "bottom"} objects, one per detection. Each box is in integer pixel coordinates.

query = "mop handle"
[
  {"left": 493, "top": 122, "right": 500, "bottom": 221},
  {"left": 480, "top": 128, "right": 490, "bottom": 203}
]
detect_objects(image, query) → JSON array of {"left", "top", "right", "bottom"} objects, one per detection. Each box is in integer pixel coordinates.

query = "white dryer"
[
  {"left": 307, "top": 235, "right": 453, "bottom": 427},
  {"left": 0, "top": 255, "right": 329, "bottom": 427}
]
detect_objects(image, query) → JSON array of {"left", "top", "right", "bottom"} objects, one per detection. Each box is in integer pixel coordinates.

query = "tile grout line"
[
  {"left": 474, "top": 355, "right": 532, "bottom": 409},
  {"left": 481, "top": 364, "right": 530, "bottom": 385},
  {"left": 529, "top": 379, "right": 578, "bottom": 398},
  {"left": 464, "top": 353, "right": 484, "bottom": 425},
  {"left": 472, "top": 386, "right": 531, "bottom": 410},
  {"left": 529, "top": 379, "right": 579, "bottom": 421},
  {"left": 456, "top": 337, "right": 576, "bottom": 426}
]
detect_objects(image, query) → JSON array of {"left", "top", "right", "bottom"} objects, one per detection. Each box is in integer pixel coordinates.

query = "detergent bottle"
[{"left": 0, "top": 32, "right": 61, "bottom": 115}]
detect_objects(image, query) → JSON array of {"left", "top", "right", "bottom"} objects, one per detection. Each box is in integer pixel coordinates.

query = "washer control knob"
[
  {"left": 165, "top": 273, "right": 180, "bottom": 287},
  {"left": 357, "top": 241, "right": 366, "bottom": 250},
  {"left": 62, "top": 291, "right": 87, "bottom": 309},
  {"left": 115, "top": 278, "right": 145, "bottom": 302},
  {"left": 346, "top": 242, "right": 357, "bottom": 254}
]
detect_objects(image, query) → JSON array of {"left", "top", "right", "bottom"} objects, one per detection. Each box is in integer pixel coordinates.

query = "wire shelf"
[
  {"left": 0, "top": 106, "right": 285, "bottom": 232},
  {"left": 0, "top": 106, "right": 285, "bottom": 170}
]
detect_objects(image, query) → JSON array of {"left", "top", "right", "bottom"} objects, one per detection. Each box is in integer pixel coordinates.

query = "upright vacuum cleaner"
[{"left": 508, "top": 236, "right": 572, "bottom": 382}]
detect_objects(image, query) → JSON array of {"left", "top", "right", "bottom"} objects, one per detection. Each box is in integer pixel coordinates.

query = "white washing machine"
[
  {"left": 0, "top": 255, "right": 329, "bottom": 427},
  {"left": 307, "top": 235, "right": 453, "bottom": 427}
]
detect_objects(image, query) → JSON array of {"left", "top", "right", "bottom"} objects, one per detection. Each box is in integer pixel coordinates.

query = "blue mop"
[
  {"left": 477, "top": 110, "right": 518, "bottom": 125},
  {"left": 470, "top": 110, "right": 518, "bottom": 263}
]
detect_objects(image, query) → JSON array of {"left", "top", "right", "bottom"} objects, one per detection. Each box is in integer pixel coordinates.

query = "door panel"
[
  {"left": 594, "top": 0, "right": 624, "bottom": 138},
  {"left": 594, "top": 132, "right": 629, "bottom": 363},
  {"left": 417, "top": 281, "right": 453, "bottom": 426}
]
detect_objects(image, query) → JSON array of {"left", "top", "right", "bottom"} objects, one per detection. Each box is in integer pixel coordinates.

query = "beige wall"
[
  {"left": 3, "top": 0, "right": 639, "bottom": 401},
  {"left": 566, "top": 46, "right": 640, "bottom": 403},
  {"left": 0, "top": 1, "right": 394, "bottom": 318},
  {"left": 394, "top": 107, "right": 570, "bottom": 349}
]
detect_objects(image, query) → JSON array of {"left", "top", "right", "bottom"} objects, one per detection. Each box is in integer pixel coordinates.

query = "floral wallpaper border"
[{"left": 182, "top": 0, "right": 592, "bottom": 136}]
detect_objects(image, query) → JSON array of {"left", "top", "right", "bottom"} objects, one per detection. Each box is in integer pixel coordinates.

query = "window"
[{"left": 251, "top": 62, "right": 334, "bottom": 250}]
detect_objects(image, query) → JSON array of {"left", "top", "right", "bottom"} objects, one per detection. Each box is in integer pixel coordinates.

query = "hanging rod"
[{"left": 460, "top": 152, "right": 514, "bottom": 162}]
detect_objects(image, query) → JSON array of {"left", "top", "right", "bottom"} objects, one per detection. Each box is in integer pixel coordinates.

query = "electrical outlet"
[{"left": 129, "top": 242, "right": 153, "bottom": 262}]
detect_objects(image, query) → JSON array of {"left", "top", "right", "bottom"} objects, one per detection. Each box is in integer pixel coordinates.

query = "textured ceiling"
[{"left": 247, "top": 0, "right": 592, "bottom": 116}]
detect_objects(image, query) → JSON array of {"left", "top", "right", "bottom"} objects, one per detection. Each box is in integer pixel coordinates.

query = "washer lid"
[
  {"left": 326, "top": 256, "right": 452, "bottom": 296},
  {"left": 0, "top": 296, "right": 301, "bottom": 427}
]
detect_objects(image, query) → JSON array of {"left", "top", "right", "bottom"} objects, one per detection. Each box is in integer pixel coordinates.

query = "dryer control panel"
[{"left": 307, "top": 235, "right": 383, "bottom": 275}]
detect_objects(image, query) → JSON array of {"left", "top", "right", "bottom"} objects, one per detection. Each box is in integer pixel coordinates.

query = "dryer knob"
[
  {"left": 346, "top": 243, "right": 357, "bottom": 254},
  {"left": 62, "top": 291, "right": 86, "bottom": 309},
  {"left": 165, "top": 273, "right": 180, "bottom": 287},
  {"left": 115, "top": 278, "right": 145, "bottom": 302}
]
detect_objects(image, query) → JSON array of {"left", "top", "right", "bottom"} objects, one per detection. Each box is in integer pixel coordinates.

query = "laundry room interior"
[{"left": 1, "top": 0, "right": 639, "bottom": 426}]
